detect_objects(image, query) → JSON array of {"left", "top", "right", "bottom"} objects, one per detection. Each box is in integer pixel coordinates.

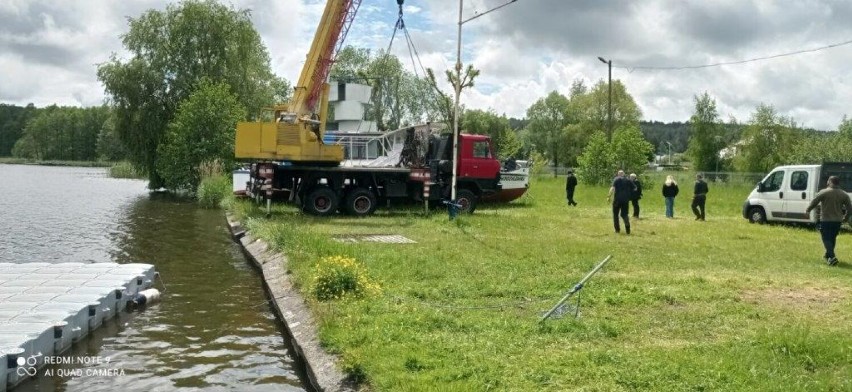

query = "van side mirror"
[{"left": 756, "top": 181, "right": 764, "bottom": 192}]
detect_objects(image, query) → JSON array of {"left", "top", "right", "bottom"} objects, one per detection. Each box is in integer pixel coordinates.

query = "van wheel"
[
  {"left": 456, "top": 189, "right": 478, "bottom": 214},
  {"left": 344, "top": 188, "right": 377, "bottom": 217},
  {"left": 304, "top": 187, "right": 338, "bottom": 216},
  {"left": 748, "top": 207, "right": 766, "bottom": 224}
]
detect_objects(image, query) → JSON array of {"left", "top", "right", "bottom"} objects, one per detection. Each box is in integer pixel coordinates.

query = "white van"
[{"left": 743, "top": 162, "right": 852, "bottom": 224}]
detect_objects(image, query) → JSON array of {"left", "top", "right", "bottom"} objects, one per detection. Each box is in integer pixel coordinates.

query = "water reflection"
[{"left": 1, "top": 165, "right": 307, "bottom": 391}]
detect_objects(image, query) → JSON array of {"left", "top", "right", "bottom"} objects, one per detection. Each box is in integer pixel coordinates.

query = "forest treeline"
[
  {"left": 0, "top": 104, "right": 126, "bottom": 161},
  {"left": 0, "top": 101, "right": 734, "bottom": 162}
]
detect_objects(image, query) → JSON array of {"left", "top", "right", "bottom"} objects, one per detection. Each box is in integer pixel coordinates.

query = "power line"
[{"left": 617, "top": 38, "right": 852, "bottom": 71}]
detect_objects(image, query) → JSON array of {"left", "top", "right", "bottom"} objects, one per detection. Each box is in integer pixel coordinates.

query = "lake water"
[{"left": 0, "top": 164, "right": 308, "bottom": 391}]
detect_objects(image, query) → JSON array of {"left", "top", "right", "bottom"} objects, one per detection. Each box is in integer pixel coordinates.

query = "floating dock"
[{"left": 0, "top": 262, "right": 156, "bottom": 391}]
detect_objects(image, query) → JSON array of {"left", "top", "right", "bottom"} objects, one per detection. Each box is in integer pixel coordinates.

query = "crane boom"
[
  {"left": 234, "top": 0, "right": 363, "bottom": 164},
  {"left": 290, "top": 0, "right": 361, "bottom": 115}
]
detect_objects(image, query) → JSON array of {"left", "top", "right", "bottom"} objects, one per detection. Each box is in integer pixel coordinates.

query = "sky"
[{"left": 1, "top": 0, "right": 851, "bottom": 131}]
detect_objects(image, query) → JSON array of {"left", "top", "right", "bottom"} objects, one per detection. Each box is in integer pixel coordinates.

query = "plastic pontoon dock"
[{"left": 0, "top": 262, "right": 156, "bottom": 391}]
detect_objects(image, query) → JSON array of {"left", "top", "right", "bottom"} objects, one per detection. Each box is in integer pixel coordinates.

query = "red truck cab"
[{"left": 458, "top": 134, "right": 501, "bottom": 180}]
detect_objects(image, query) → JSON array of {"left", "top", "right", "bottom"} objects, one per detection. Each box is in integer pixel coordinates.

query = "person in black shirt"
[
  {"left": 662, "top": 175, "right": 679, "bottom": 218},
  {"left": 691, "top": 173, "right": 709, "bottom": 221},
  {"left": 565, "top": 170, "right": 578, "bottom": 206},
  {"left": 629, "top": 173, "right": 642, "bottom": 219},
  {"left": 608, "top": 170, "right": 635, "bottom": 234}
]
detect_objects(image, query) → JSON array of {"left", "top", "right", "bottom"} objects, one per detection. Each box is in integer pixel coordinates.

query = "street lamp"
[
  {"left": 450, "top": 0, "right": 518, "bottom": 205},
  {"left": 665, "top": 141, "right": 673, "bottom": 165},
  {"left": 597, "top": 56, "right": 613, "bottom": 142}
]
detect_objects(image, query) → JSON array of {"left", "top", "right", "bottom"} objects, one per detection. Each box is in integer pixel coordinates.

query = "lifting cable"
[{"left": 384, "top": 1, "right": 429, "bottom": 79}]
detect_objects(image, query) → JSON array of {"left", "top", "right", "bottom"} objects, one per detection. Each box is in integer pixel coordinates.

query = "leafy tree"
[
  {"left": 611, "top": 124, "right": 654, "bottom": 173},
  {"left": 329, "top": 46, "right": 371, "bottom": 82},
  {"left": 98, "top": 0, "right": 279, "bottom": 188},
  {"left": 156, "top": 80, "right": 246, "bottom": 192},
  {"left": 576, "top": 131, "right": 615, "bottom": 185},
  {"left": 687, "top": 92, "right": 725, "bottom": 171},
  {"left": 734, "top": 104, "right": 799, "bottom": 172},
  {"left": 96, "top": 114, "right": 128, "bottom": 161},
  {"left": 524, "top": 91, "right": 572, "bottom": 176},
  {"left": 574, "top": 80, "right": 642, "bottom": 141},
  {"left": 0, "top": 104, "right": 38, "bottom": 156},
  {"left": 461, "top": 109, "right": 519, "bottom": 159},
  {"left": 426, "top": 64, "right": 480, "bottom": 127},
  {"left": 330, "top": 47, "right": 438, "bottom": 131},
  {"left": 12, "top": 106, "right": 108, "bottom": 161}
]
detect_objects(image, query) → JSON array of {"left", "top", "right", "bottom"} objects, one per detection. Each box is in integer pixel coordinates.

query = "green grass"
[
  {"left": 230, "top": 174, "right": 852, "bottom": 391},
  {"left": 196, "top": 173, "right": 232, "bottom": 209},
  {"left": 108, "top": 161, "right": 146, "bottom": 179}
]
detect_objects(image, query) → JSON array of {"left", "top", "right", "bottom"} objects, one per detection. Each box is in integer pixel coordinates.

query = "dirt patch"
[{"left": 740, "top": 287, "right": 847, "bottom": 308}]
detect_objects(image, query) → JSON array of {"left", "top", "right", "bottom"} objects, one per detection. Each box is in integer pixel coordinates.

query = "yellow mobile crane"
[{"left": 234, "top": 0, "right": 365, "bottom": 164}]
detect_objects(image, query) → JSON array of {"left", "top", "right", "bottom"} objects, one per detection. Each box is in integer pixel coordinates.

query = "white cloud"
[{"left": 2, "top": 0, "right": 852, "bottom": 131}]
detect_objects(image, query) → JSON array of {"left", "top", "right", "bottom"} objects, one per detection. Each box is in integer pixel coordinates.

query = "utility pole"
[{"left": 597, "top": 57, "right": 612, "bottom": 142}]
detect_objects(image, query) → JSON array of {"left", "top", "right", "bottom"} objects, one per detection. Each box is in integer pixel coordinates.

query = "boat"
[{"left": 482, "top": 160, "right": 530, "bottom": 203}]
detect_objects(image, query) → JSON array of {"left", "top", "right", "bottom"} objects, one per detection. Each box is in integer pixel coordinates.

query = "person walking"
[
  {"left": 565, "top": 170, "right": 578, "bottom": 206},
  {"left": 629, "top": 173, "right": 643, "bottom": 219},
  {"left": 691, "top": 173, "right": 709, "bottom": 221},
  {"left": 662, "top": 175, "right": 679, "bottom": 218},
  {"left": 608, "top": 170, "right": 634, "bottom": 234},
  {"left": 805, "top": 175, "right": 852, "bottom": 266}
]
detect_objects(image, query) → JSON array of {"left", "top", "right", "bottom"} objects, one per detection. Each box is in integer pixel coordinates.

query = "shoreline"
[{"left": 224, "top": 213, "right": 354, "bottom": 392}]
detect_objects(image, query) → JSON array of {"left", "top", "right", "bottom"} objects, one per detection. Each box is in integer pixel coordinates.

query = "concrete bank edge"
[{"left": 225, "top": 213, "right": 354, "bottom": 392}]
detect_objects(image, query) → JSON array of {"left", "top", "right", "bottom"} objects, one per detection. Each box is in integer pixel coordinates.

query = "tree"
[
  {"left": 611, "top": 124, "right": 654, "bottom": 173},
  {"left": 524, "top": 91, "right": 572, "bottom": 176},
  {"left": 461, "top": 109, "right": 519, "bottom": 159},
  {"left": 734, "top": 104, "right": 798, "bottom": 172},
  {"left": 156, "top": 80, "right": 246, "bottom": 192},
  {"left": 98, "top": 0, "right": 279, "bottom": 188},
  {"left": 97, "top": 114, "right": 129, "bottom": 161},
  {"left": 330, "top": 47, "right": 439, "bottom": 131},
  {"left": 687, "top": 92, "right": 725, "bottom": 171},
  {"left": 576, "top": 131, "right": 615, "bottom": 185},
  {"left": 574, "top": 80, "right": 642, "bottom": 139},
  {"left": 0, "top": 104, "right": 38, "bottom": 156},
  {"left": 11, "top": 106, "right": 108, "bottom": 161},
  {"left": 426, "top": 64, "right": 480, "bottom": 126}
]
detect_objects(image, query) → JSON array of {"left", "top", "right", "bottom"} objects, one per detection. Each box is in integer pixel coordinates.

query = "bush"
[
  {"left": 312, "top": 256, "right": 380, "bottom": 301},
  {"left": 109, "top": 161, "right": 144, "bottom": 179},
  {"left": 197, "top": 173, "right": 231, "bottom": 209}
]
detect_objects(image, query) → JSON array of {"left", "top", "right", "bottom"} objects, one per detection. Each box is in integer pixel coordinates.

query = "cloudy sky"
[{"left": 2, "top": 0, "right": 851, "bottom": 131}]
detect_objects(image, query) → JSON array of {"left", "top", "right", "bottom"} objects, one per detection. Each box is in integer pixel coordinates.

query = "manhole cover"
[{"left": 332, "top": 234, "right": 416, "bottom": 244}]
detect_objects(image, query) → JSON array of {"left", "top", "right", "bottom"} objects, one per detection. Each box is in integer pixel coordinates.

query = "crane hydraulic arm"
[{"left": 235, "top": 0, "right": 362, "bottom": 164}]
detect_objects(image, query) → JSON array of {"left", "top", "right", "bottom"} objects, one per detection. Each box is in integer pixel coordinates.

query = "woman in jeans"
[{"left": 662, "top": 175, "right": 679, "bottom": 218}]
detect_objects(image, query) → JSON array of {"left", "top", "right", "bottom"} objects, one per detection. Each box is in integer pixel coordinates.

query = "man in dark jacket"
[
  {"left": 805, "top": 175, "right": 852, "bottom": 266},
  {"left": 608, "top": 170, "right": 635, "bottom": 234},
  {"left": 629, "top": 173, "right": 642, "bottom": 218},
  {"left": 565, "top": 170, "right": 578, "bottom": 206},
  {"left": 691, "top": 174, "right": 709, "bottom": 221}
]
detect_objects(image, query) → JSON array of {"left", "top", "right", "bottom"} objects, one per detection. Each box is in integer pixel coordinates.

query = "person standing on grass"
[
  {"left": 608, "top": 170, "right": 634, "bottom": 234},
  {"left": 629, "top": 173, "right": 643, "bottom": 219},
  {"left": 691, "top": 173, "right": 709, "bottom": 221},
  {"left": 805, "top": 175, "right": 852, "bottom": 266},
  {"left": 566, "top": 169, "right": 578, "bottom": 206},
  {"left": 662, "top": 175, "right": 679, "bottom": 218}
]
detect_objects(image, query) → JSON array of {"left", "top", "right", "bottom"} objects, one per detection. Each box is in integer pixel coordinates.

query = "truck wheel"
[
  {"left": 344, "top": 188, "right": 377, "bottom": 216},
  {"left": 456, "top": 189, "right": 478, "bottom": 214},
  {"left": 304, "top": 187, "right": 338, "bottom": 216},
  {"left": 748, "top": 206, "right": 766, "bottom": 224}
]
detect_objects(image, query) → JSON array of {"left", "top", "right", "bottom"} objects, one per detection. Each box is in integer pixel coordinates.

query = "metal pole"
[
  {"left": 607, "top": 60, "right": 612, "bottom": 142},
  {"left": 540, "top": 255, "right": 613, "bottom": 322},
  {"left": 451, "top": 0, "right": 463, "bottom": 202}
]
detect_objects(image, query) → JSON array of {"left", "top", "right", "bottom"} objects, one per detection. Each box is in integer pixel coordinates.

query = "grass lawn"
[{"left": 231, "top": 174, "right": 851, "bottom": 391}]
